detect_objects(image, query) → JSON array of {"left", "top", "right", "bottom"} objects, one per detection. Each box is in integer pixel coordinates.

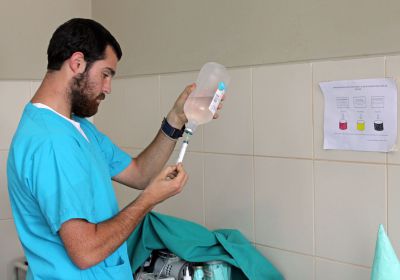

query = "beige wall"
[
  {"left": 96, "top": 55, "right": 400, "bottom": 280},
  {"left": 3, "top": 0, "right": 400, "bottom": 77},
  {"left": 0, "top": 0, "right": 91, "bottom": 80},
  {"left": 93, "top": 0, "right": 400, "bottom": 77},
  {"left": 0, "top": 80, "right": 40, "bottom": 279}
]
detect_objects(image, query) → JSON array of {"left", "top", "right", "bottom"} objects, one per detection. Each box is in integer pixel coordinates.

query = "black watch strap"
[{"left": 161, "top": 117, "right": 185, "bottom": 139}]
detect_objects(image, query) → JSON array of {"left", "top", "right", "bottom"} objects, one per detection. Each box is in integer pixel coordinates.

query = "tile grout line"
[
  {"left": 256, "top": 243, "right": 372, "bottom": 270},
  {"left": 384, "top": 56, "right": 389, "bottom": 232},
  {"left": 202, "top": 153, "right": 206, "bottom": 226},
  {"left": 386, "top": 161, "right": 389, "bottom": 233},
  {"left": 0, "top": 218, "right": 14, "bottom": 222},
  {"left": 158, "top": 75, "right": 162, "bottom": 124},
  {"left": 311, "top": 61, "right": 317, "bottom": 280},
  {"left": 107, "top": 51, "right": 400, "bottom": 80},
  {"left": 201, "top": 80, "right": 206, "bottom": 226},
  {"left": 115, "top": 146, "right": 398, "bottom": 166},
  {"left": 250, "top": 67, "right": 256, "bottom": 243}
]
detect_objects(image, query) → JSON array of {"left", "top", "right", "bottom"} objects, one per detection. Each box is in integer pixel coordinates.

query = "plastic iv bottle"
[{"left": 176, "top": 62, "right": 230, "bottom": 163}]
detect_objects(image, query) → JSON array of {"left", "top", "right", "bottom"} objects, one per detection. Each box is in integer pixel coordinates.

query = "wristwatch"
[{"left": 161, "top": 117, "right": 185, "bottom": 140}]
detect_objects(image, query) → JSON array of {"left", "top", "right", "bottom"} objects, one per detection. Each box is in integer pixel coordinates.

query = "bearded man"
[{"left": 6, "top": 18, "right": 202, "bottom": 280}]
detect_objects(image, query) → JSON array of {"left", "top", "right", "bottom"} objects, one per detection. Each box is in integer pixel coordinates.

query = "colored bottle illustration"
[
  {"left": 357, "top": 120, "right": 365, "bottom": 131},
  {"left": 374, "top": 114, "right": 384, "bottom": 131},
  {"left": 357, "top": 114, "right": 365, "bottom": 131},
  {"left": 339, "top": 113, "right": 347, "bottom": 130}
]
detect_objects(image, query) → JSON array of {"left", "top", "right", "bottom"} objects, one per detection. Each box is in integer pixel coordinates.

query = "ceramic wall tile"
[
  {"left": 0, "top": 81, "right": 31, "bottom": 149},
  {"left": 0, "top": 220, "right": 24, "bottom": 280},
  {"left": 204, "top": 154, "right": 254, "bottom": 241},
  {"left": 204, "top": 68, "right": 253, "bottom": 155},
  {"left": 257, "top": 245, "right": 314, "bottom": 280},
  {"left": 0, "top": 151, "right": 12, "bottom": 219},
  {"left": 253, "top": 63, "right": 313, "bottom": 158},
  {"left": 315, "top": 258, "right": 370, "bottom": 280},
  {"left": 95, "top": 77, "right": 160, "bottom": 149},
  {"left": 315, "top": 161, "right": 386, "bottom": 266},
  {"left": 255, "top": 157, "right": 314, "bottom": 254}
]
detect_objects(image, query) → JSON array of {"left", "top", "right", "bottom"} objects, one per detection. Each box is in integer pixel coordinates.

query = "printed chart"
[{"left": 320, "top": 78, "right": 397, "bottom": 152}]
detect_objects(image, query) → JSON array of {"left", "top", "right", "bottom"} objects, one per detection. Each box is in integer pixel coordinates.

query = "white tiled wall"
[
  {"left": 0, "top": 220, "right": 24, "bottom": 280},
  {"left": 255, "top": 157, "right": 314, "bottom": 255},
  {"left": 204, "top": 154, "right": 254, "bottom": 241},
  {"left": 315, "top": 258, "right": 370, "bottom": 280},
  {"left": 94, "top": 55, "right": 400, "bottom": 279},
  {"left": 257, "top": 245, "right": 315, "bottom": 280},
  {"left": 253, "top": 63, "right": 313, "bottom": 159},
  {"left": 3, "top": 55, "right": 400, "bottom": 280},
  {"left": 0, "top": 151, "right": 12, "bottom": 220},
  {"left": 314, "top": 161, "right": 386, "bottom": 266},
  {"left": 204, "top": 68, "right": 253, "bottom": 155},
  {"left": 95, "top": 76, "right": 161, "bottom": 149},
  {"left": 156, "top": 151, "right": 205, "bottom": 225},
  {"left": 0, "top": 80, "right": 34, "bottom": 279},
  {"left": 0, "top": 81, "right": 31, "bottom": 149},
  {"left": 388, "top": 165, "right": 400, "bottom": 256}
]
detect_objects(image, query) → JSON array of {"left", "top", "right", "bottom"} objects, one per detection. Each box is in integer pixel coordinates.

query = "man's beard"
[{"left": 70, "top": 73, "right": 105, "bottom": 118}]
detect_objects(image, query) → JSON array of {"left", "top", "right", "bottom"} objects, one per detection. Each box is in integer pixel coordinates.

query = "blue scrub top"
[{"left": 7, "top": 103, "right": 134, "bottom": 280}]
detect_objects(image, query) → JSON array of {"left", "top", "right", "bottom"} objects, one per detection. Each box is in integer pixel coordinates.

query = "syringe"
[{"left": 176, "top": 128, "right": 193, "bottom": 163}]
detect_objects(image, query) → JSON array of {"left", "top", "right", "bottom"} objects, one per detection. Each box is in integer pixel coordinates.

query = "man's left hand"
[{"left": 166, "top": 83, "right": 225, "bottom": 129}]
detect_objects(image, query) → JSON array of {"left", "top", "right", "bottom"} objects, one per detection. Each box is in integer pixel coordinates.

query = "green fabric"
[
  {"left": 371, "top": 224, "right": 400, "bottom": 280},
  {"left": 127, "top": 212, "right": 283, "bottom": 280}
]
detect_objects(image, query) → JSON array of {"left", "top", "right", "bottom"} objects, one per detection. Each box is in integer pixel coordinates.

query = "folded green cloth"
[{"left": 127, "top": 212, "right": 283, "bottom": 280}]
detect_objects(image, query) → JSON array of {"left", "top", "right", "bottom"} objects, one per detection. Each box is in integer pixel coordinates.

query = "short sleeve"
[
  {"left": 31, "top": 136, "right": 96, "bottom": 234},
  {"left": 94, "top": 130, "right": 132, "bottom": 177}
]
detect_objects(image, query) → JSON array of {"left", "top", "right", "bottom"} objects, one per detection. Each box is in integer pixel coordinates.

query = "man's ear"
[{"left": 69, "top": 52, "right": 87, "bottom": 74}]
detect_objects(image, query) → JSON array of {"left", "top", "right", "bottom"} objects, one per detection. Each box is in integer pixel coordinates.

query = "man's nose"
[{"left": 103, "top": 81, "right": 111, "bottom": 94}]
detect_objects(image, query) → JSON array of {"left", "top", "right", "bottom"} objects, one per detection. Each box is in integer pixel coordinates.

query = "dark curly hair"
[{"left": 47, "top": 18, "right": 122, "bottom": 71}]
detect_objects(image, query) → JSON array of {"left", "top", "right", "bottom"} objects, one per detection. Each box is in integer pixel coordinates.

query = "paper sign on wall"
[{"left": 319, "top": 78, "right": 397, "bottom": 152}]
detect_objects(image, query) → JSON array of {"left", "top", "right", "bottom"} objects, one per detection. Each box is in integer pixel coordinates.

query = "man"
[{"left": 7, "top": 18, "right": 221, "bottom": 279}]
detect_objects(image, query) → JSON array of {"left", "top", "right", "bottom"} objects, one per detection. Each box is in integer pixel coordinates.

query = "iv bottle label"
[{"left": 209, "top": 88, "right": 225, "bottom": 114}]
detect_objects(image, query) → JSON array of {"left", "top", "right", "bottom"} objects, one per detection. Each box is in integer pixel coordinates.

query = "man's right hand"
[
  {"left": 60, "top": 163, "right": 188, "bottom": 269},
  {"left": 142, "top": 163, "right": 188, "bottom": 206}
]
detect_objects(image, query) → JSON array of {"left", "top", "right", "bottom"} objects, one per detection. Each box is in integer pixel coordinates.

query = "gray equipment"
[{"left": 153, "top": 250, "right": 189, "bottom": 279}]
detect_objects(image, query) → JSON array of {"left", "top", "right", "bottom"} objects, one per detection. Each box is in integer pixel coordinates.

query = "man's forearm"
[
  {"left": 133, "top": 104, "right": 187, "bottom": 187},
  {"left": 91, "top": 193, "right": 153, "bottom": 264},
  {"left": 60, "top": 192, "right": 153, "bottom": 269},
  {"left": 133, "top": 129, "right": 179, "bottom": 186}
]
